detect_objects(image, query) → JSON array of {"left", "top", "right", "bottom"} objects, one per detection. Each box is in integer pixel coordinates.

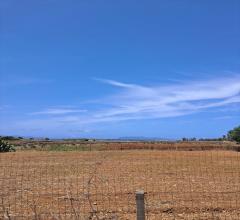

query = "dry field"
[
  {"left": 0, "top": 147, "right": 240, "bottom": 219},
  {"left": 10, "top": 139, "right": 240, "bottom": 152}
]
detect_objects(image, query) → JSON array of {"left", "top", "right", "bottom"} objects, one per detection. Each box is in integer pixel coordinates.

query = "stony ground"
[{"left": 0, "top": 150, "right": 240, "bottom": 219}]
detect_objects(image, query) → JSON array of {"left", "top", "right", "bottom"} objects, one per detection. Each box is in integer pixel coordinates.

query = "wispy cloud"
[
  {"left": 89, "top": 75, "right": 240, "bottom": 122},
  {"left": 93, "top": 78, "right": 144, "bottom": 89},
  {"left": 5, "top": 74, "right": 240, "bottom": 135},
  {"left": 30, "top": 108, "right": 87, "bottom": 115},
  {"left": 37, "top": 74, "right": 240, "bottom": 122}
]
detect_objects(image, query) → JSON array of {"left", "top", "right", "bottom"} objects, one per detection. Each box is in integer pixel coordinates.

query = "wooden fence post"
[{"left": 136, "top": 190, "right": 145, "bottom": 220}]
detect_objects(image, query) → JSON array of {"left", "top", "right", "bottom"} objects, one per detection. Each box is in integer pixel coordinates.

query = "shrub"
[
  {"left": 0, "top": 140, "right": 16, "bottom": 152},
  {"left": 228, "top": 126, "right": 240, "bottom": 143}
]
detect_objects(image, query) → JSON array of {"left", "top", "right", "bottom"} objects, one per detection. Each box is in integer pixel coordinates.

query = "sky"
[{"left": 0, "top": 0, "right": 240, "bottom": 139}]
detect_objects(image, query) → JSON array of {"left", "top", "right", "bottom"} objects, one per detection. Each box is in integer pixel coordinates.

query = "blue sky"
[{"left": 0, "top": 0, "right": 240, "bottom": 139}]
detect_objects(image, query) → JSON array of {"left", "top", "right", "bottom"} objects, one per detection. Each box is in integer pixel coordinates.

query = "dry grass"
[
  {"left": 0, "top": 149, "right": 240, "bottom": 219},
  {"left": 10, "top": 139, "right": 240, "bottom": 152}
]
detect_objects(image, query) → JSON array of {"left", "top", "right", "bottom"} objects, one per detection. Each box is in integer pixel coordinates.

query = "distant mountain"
[{"left": 118, "top": 136, "right": 175, "bottom": 141}]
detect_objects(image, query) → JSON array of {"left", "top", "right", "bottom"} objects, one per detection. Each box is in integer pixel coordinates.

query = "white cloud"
[
  {"left": 30, "top": 108, "right": 87, "bottom": 115},
  {"left": 90, "top": 75, "right": 240, "bottom": 122},
  {"left": 94, "top": 78, "right": 145, "bottom": 89},
  {"left": 6, "top": 74, "right": 240, "bottom": 134}
]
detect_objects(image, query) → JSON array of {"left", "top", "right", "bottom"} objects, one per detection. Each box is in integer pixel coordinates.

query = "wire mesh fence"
[{"left": 0, "top": 145, "right": 240, "bottom": 219}]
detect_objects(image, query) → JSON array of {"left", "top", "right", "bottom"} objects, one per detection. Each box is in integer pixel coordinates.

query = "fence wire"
[{"left": 0, "top": 144, "right": 240, "bottom": 219}]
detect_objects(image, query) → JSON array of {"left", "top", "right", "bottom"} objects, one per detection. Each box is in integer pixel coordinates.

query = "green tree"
[{"left": 228, "top": 126, "right": 240, "bottom": 143}]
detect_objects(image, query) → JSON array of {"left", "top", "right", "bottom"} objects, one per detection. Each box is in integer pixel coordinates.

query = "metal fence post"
[{"left": 136, "top": 190, "right": 145, "bottom": 220}]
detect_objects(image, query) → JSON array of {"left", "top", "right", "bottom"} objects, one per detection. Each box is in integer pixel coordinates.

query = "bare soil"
[{"left": 0, "top": 148, "right": 240, "bottom": 219}]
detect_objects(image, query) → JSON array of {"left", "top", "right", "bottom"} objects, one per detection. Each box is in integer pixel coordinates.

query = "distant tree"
[
  {"left": 45, "top": 138, "right": 50, "bottom": 141},
  {"left": 0, "top": 136, "right": 17, "bottom": 140},
  {"left": 227, "top": 126, "right": 240, "bottom": 143},
  {"left": 182, "top": 137, "right": 188, "bottom": 141}
]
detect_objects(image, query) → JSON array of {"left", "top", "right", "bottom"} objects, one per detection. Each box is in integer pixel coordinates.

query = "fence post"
[{"left": 136, "top": 190, "right": 145, "bottom": 220}]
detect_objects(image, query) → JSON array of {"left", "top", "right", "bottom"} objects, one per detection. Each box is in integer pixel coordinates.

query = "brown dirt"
[{"left": 0, "top": 150, "right": 240, "bottom": 219}]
